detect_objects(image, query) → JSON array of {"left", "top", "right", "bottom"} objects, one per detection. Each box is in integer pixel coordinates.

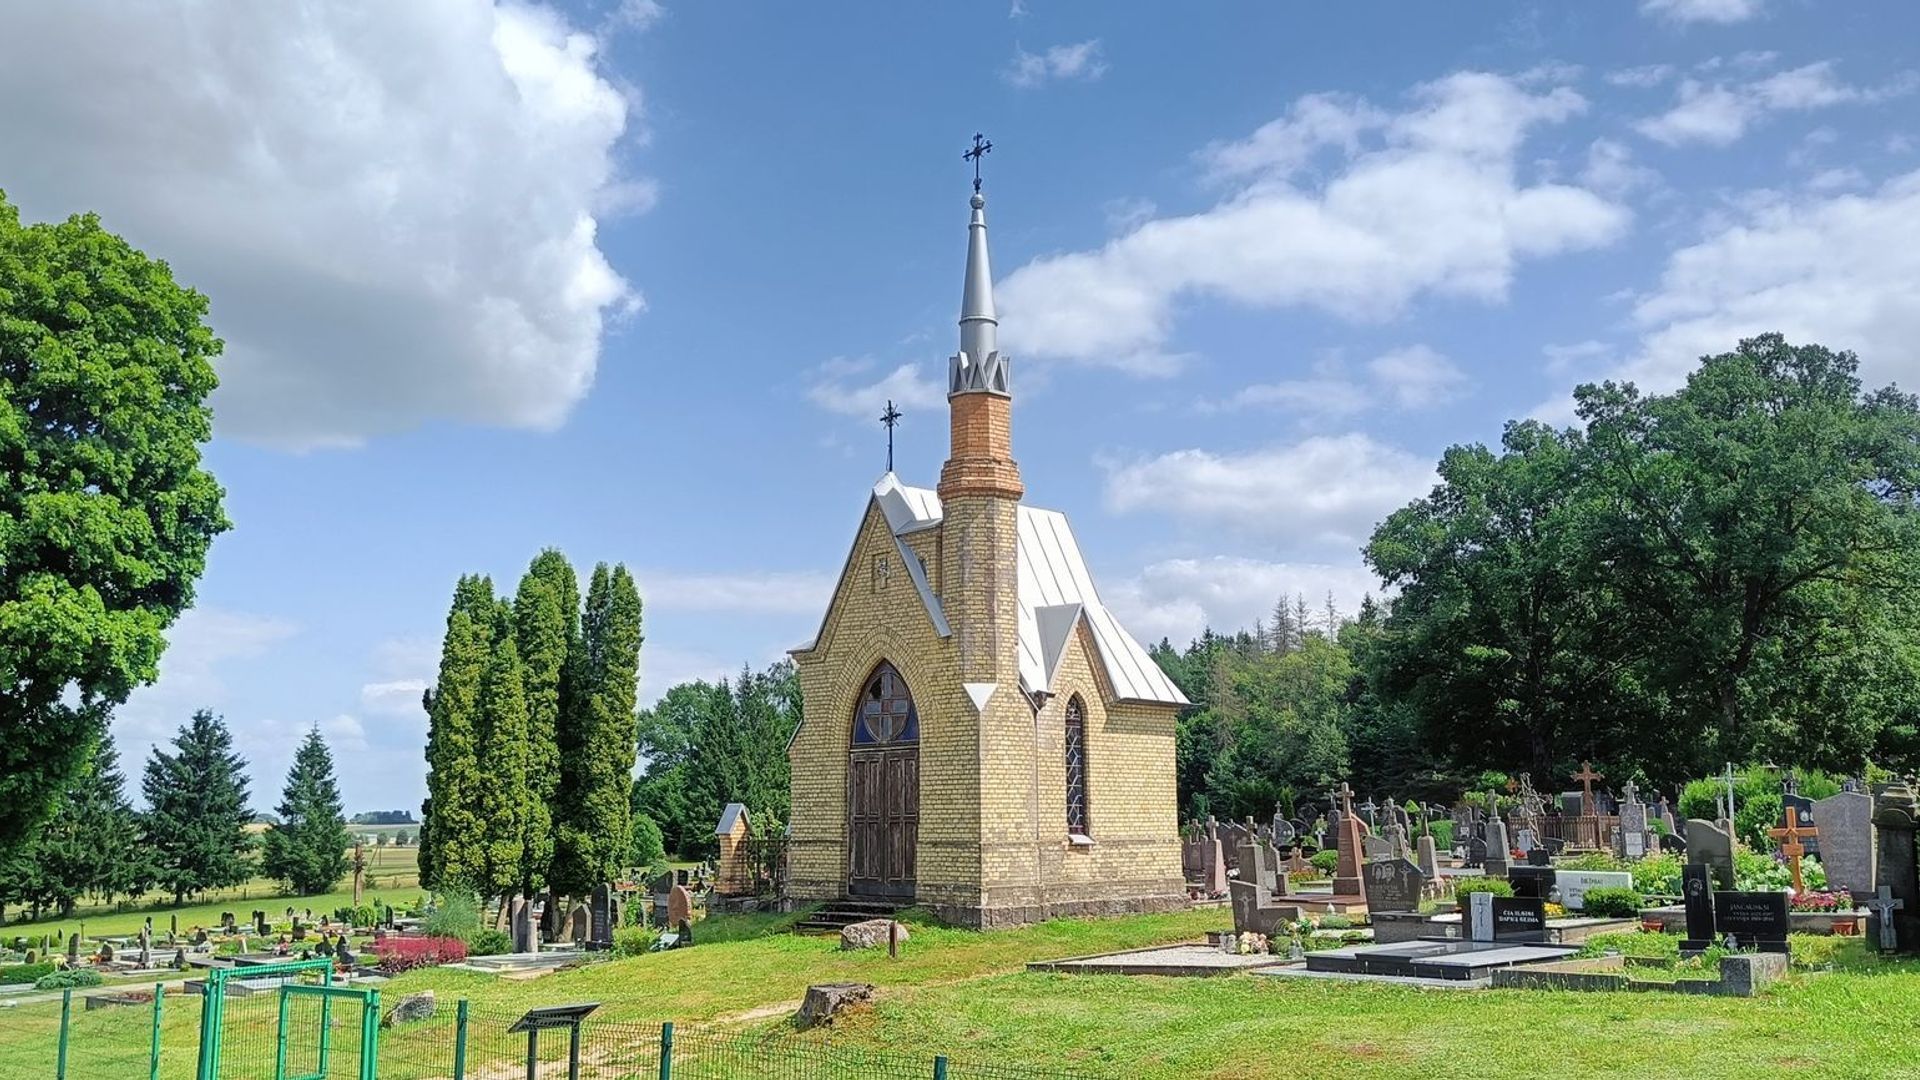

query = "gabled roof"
[
  {"left": 857, "top": 475, "right": 1187, "bottom": 707},
  {"left": 715, "top": 803, "right": 750, "bottom": 838}
]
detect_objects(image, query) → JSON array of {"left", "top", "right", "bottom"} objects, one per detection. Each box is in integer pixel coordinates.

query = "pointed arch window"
[
  {"left": 853, "top": 662, "right": 918, "bottom": 746},
  {"left": 1065, "top": 695, "right": 1089, "bottom": 839}
]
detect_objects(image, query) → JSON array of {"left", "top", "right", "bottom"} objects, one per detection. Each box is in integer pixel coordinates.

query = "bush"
[
  {"left": 333, "top": 905, "right": 379, "bottom": 928},
  {"left": 1631, "top": 853, "right": 1685, "bottom": 897},
  {"left": 1427, "top": 820, "right": 1455, "bottom": 850},
  {"left": 1317, "top": 914, "right": 1353, "bottom": 930},
  {"left": 467, "top": 929, "right": 512, "bottom": 957},
  {"left": 1678, "top": 766, "right": 1842, "bottom": 848},
  {"left": 613, "top": 926, "right": 659, "bottom": 957},
  {"left": 35, "top": 969, "right": 103, "bottom": 990},
  {"left": 424, "top": 892, "right": 481, "bottom": 944},
  {"left": 1559, "top": 851, "right": 1631, "bottom": 873},
  {"left": 1310, "top": 850, "right": 1339, "bottom": 872},
  {"left": 1581, "top": 887, "right": 1644, "bottom": 918},
  {"left": 1451, "top": 877, "right": 1515, "bottom": 901},
  {"left": 0, "top": 962, "right": 55, "bottom": 985},
  {"left": 374, "top": 936, "right": 467, "bottom": 974}
]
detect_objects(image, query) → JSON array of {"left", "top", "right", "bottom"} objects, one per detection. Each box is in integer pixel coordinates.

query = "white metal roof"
[{"left": 866, "top": 474, "right": 1188, "bottom": 707}]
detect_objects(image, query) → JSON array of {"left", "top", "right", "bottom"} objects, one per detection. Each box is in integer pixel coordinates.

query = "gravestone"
[
  {"left": 1465, "top": 837, "right": 1486, "bottom": 869},
  {"left": 1515, "top": 827, "right": 1537, "bottom": 854},
  {"left": 1782, "top": 777, "right": 1820, "bottom": 858},
  {"left": 1467, "top": 891, "right": 1495, "bottom": 942},
  {"left": 1362, "top": 835, "right": 1393, "bottom": 862},
  {"left": 1492, "top": 897, "right": 1549, "bottom": 943},
  {"left": 1813, "top": 790, "right": 1874, "bottom": 899},
  {"left": 170, "top": 915, "right": 178, "bottom": 937},
  {"left": 1508, "top": 866, "right": 1556, "bottom": 901},
  {"left": 1618, "top": 802, "right": 1649, "bottom": 859},
  {"left": 668, "top": 884, "right": 694, "bottom": 930},
  {"left": 67, "top": 932, "right": 80, "bottom": 963},
  {"left": 1686, "top": 818, "right": 1736, "bottom": 891},
  {"left": 1331, "top": 785, "right": 1366, "bottom": 897},
  {"left": 1201, "top": 820, "right": 1228, "bottom": 896},
  {"left": 221, "top": 912, "right": 237, "bottom": 934},
  {"left": 1229, "top": 879, "right": 1303, "bottom": 937},
  {"left": 538, "top": 891, "right": 561, "bottom": 943},
  {"left": 1483, "top": 818, "right": 1510, "bottom": 877},
  {"left": 291, "top": 917, "right": 305, "bottom": 942},
  {"left": 1560, "top": 793, "right": 1585, "bottom": 819},
  {"left": 568, "top": 902, "right": 591, "bottom": 945},
  {"left": 1867, "top": 885, "right": 1905, "bottom": 953},
  {"left": 1361, "top": 858, "right": 1426, "bottom": 913},
  {"left": 1240, "top": 841, "right": 1279, "bottom": 898},
  {"left": 1680, "top": 863, "right": 1717, "bottom": 953},
  {"left": 590, "top": 884, "right": 616, "bottom": 950},
  {"left": 511, "top": 897, "right": 537, "bottom": 954},
  {"left": 1271, "top": 813, "right": 1296, "bottom": 848},
  {"left": 1526, "top": 848, "right": 1552, "bottom": 867},
  {"left": 1557, "top": 870, "right": 1633, "bottom": 911},
  {"left": 1715, "top": 891, "right": 1790, "bottom": 954},
  {"left": 1659, "top": 833, "right": 1687, "bottom": 855},
  {"left": 254, "top": 912, "right": 269, "bottom": 937},
  {"left": 1416, "top": 834, "right": 1441, "bottom": 883},
  {"left": 1872, "top": 780, "right": 1920, "bottom": 953}
]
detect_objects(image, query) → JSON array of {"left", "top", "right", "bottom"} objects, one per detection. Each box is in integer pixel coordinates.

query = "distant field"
[{"left": 1, "top": 845, "right": 421, "bottom": 943}]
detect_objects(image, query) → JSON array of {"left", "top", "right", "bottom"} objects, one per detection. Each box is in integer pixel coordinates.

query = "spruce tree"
[
  {"left": 420, "top": 575, "right": 495, "bottom": 891},
  {"left": 261, "top": 726, "right": 351, "bottom": 895},
  {"left": 474, "top": 602, "right": 531, "bottom": 899},
  {"left": 142, "top": 711, "right": 253, "bottom": 905},
  {"left": 512, "top": 550, "right": 577, "bottom": 894},
  {"left": 38, "top": 734, "right": 150, "bottom": 914},
  {"left": 552, "top": 563, "right": 644, "bottom": 893}
]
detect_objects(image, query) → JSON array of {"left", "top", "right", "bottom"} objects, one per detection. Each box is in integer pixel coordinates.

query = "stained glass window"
[
  {"left": 1065, "top": 696, "right": 1088, "bottom": 837},
  {"left": 853, "top": 662, "right": 918, "bottom": 746}
]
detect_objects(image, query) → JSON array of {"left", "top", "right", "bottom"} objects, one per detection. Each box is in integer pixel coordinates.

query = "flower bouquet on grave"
[{"left": 1789, "top": 889, "right": 1852, "bottom": 914}]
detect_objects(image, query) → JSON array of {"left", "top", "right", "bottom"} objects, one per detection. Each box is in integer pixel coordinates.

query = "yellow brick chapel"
[{"left": 787, "top": 174, "right": 1190, "bottom": 928}]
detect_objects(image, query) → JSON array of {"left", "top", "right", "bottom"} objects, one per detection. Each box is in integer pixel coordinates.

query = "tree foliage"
[
  {"left": 0, "top": 192, "right": 229, "bottom": 851},
  {"left": 552, "top": 563, "right": 643, "bottom": 894},
  {"left": 419, "top": 575, "right": 495, "bottom": 891},
  {"left": 511, "top": 550, "right": 576, "bottom": 894},
  {"left": 632, "top": 661, "right": 801, "bottom": 859},
  {"left": 142, "top": 710, "right": 252, "bottom": 904},
  {"left": 9, "top": 733, "right": 151, "bottom": 916},
  {"left": 261, "top": 726, "right": 350, "bottom": 895},
  {"left": 474, "top": 602, "right": 532, "bottom": 899}
]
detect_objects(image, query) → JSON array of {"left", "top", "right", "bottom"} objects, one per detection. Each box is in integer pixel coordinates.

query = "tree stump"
[{"left": 794, "top": 983, "right": 873, "bottom": 1030}]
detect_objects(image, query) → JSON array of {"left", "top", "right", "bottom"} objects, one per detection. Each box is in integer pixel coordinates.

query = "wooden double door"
[{"left": 848, "top": 661, "right": 920, "bottom": 900}]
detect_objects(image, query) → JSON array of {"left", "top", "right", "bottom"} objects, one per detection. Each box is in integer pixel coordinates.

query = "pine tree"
[
  {"left": 37, "top": 735, "right": 150, "bottom": 914},
  {"left": 142, "top": 711, "right": 253, "bottom": 905},
  {"left": 474, "top": 602, "right": 531, "bottom": 899},
  {"left": 261, "top": 727, "right": 351, "bottom": 895},
  {"left": 420, "top": 575, "right": 496, "bottom": 891},
  {"left": 513, "top": 550, "right": 578, "bottom": 894},
  {"left": 552, "top": 563, "right": 644, "bottom": 893},
  {"left": 1270, "top": 595, "right": 1295, "bottom": 654}
]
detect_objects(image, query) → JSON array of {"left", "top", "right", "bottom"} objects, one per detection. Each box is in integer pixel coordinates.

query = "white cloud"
[
  {"left": 319, "top": 714, "right": 371, "bottom": 756},
  {"left": 1640, "top": 0, "right": 1763, "bottom": 25},
  {"left": 1603, "top": 169, "right": 1920, "bottom": 397},
  {"left": 998, "top": 72, "right": 1628, "bottom": 370},
  {"left": 1606, "top": 65, "right": 1677, "bottom": 89},
  {"left": 1581, "top": 138, "right": 1660, "bottom": 198},
  {"left": 1100, "top": 434, "right": 1435, "bottom": 546},
  {"left": 806, "top": 359, "right": 945, "bottom": 418},
  {"left": 360, "top": 680, "right": 430, "bottom": 720},
  {"left": 0, "top": 1, "right": 644, "bottom": 449},
  {"left": 1217, "top": 345, "right": 1466, "bottom": 416},
  {"left": 638, "top": 646, "right": 743, "bottom": 706},
  {"left": 640, "top": 571, "right": 835, "bottom": 615},
  {"left": 1636, "top": 62, "right": 1905, "bottom": 147},
  {"left": 1107, "top": 557, "right": 1387, "bottom": 647},
  {"left": 1005, "top": 40, "right": 1107, "bottom": 89}
]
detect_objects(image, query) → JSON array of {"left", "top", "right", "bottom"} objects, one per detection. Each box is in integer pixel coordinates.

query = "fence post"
[
  {"left": 150, "top": 984, "right": 166, "bottom": 1080},
  {"left": 274, "top": 987, "right": 291, "bottom": 1080},
  {"left": 658, "top": 1021, "right": 674, "bottom": 1080},
  {"left": 361, "top": 989, "right": 381, "bottom": 1080},
  {"left": 452, "top": 1000, "right": 469, "bottom": 1080},
  {"left": 934, "top": 1054, "right": 949, "bottom": 1080},
  {"left": 55, "top": 989, "right": 72, "bottom": 1080}
]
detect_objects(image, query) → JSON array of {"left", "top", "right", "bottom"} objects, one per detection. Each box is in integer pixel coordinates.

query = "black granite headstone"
[
  {"left": 1508, "top": 866, "right": 1557, "bottom": 900},
  {"left": 1715, "top": 890, "right": 1790, "bottom": 954},
  {"left": 1680, "top": 863, "right": 1717, "bottom": 952},
  {"left": 1492, "top": 896, "right": 1549, "bottom": 943},
  {"left": 1360, "top": 857, "right": 1426, "bottom": 913},
  {"left": 1527, "top": 848, "right": 1552, "bottom": 867},
  {"left": 1466, "top": 837, "right": 1487, "bottom": 868}
]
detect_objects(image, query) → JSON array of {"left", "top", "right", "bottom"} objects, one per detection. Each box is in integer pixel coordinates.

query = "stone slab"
[
  {"left": 1027, "top": 944, "right": 1287, "bottom": 977},
  {"left": 1304, "top": 939, "right": 1580, "bottom": 981}
]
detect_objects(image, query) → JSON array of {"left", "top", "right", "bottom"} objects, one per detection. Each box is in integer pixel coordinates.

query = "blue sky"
[{"left": 2, "top": 0, "right": 1916, "bottom": 813}]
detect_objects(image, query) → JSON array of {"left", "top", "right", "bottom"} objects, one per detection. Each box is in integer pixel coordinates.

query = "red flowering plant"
[
  {"left": 1788, "top": 889, "right": 1853, "bottom": 914},
  {"left": 372, "top": 936, "right": 468, "bottom": 974}
]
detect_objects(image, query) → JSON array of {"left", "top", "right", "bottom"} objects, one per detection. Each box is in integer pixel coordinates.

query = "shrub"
[
  {"left": 467, "top": 929, "right": 512, "bottom": 957},
  {"left": 0, "top": 962, "right": 55, "bottom": 985},
  {"left": 374, "top": 936, "right": 467, "bottom": 974},
  {"left": 35, "top": 969, "right": 103, "bottom": 990},
  {"left": 1427, "top": 820, "right": 1455, "bottom": 850},
  {"left": 613, "top": 926, "right": 659, "bottom": 957},
  {"left": 1451, "top": 877, "right": 1514, "bottom": 901},
  {"left": 1317, "top": 914, "right": 1353, "bottom": 931},
  {"left": 334, "top": 905, "right": 379, "bottom": 928},
  {"left": 1310, "top": 850, "right": 1339, "bottom": 872},
  {"left": 1559, "top": 851, "right": 1630, "bottom": 873},
  {"left": 1581, "top": 887, "right": 1643, "bottom": 918},
  {"left": 424, "top": 892, "right": 481, "bottom": 944},
  {"left": 1631, "top": 853, "right": 1685, "bottom": 897}
]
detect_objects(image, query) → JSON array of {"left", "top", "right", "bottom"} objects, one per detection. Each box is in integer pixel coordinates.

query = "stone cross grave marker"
[
  {"left": 1332, "top": 782, "right": 1364, "bottom": 896},
  {"left": 1868, "top": 885, "right": 1905, "bottom": 953},
  {"left": 1767, "top": 806, "right": 1818, "bottom": 895}
]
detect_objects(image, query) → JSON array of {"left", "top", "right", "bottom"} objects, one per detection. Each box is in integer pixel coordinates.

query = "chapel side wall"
[{"left": 789, "top": 505, "right": 978, "bottom": 906}]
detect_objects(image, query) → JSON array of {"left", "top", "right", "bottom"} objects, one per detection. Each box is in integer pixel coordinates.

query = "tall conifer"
[
  {"left": 38, "top": 734, "right": 150, "bottom": 913},
  {"left": 421, "top": 575, "right": 496, "bottom": 890},
  {"left": 261, "top": 727, "right": 351, "bottom": 895},
  {"left": 513, "top": 550, "right": 577, "bottom": 893},
  {"left": 474, "top": 602, "right": 531, "bottom": 899},
  {"left": 552, "top": 563, "right": 644, "bottom": 893},
  {"left": 142, "top": 711, "right": 253, "bottom": 905}
]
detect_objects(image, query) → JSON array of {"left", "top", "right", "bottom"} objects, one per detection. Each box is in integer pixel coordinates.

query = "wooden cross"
[
  {"left": 1505, "top": 777, "right": 1519, "bottom": 794},
  {"left": 1868, "top": 885, "right": 1905, "bottom": 952},
  {"left": 1767, "top": 806, "right": 1818, "bottom": 894},
  {"left": 879, "top": 399, "right": 902, "bottom": 472},
  {"left": 351, "top": 842, "right": 367, "bottom": 907},
  {"left": 964, "top": 132, "right": 993, "bottom": 193},
  {"left": 1573, "top": 761, "right": 1605, "bottom": 816}
]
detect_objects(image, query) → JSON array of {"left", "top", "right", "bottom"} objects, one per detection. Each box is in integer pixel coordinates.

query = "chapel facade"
[{"left": 786, "top": 179, "right": 1190, "bottom": 928}]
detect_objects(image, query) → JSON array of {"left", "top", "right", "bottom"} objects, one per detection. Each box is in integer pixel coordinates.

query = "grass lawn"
[{"left": 0, "top": 846, "right": 422, "bottom": 945}]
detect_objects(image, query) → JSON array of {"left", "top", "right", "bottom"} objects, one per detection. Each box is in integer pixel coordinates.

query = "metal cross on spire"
[
  {"left": 964, "top": 132, "right": 992, "bottom": 193},
  {"left": 880, "top": 399, "right": 902, "bottom": 472}
]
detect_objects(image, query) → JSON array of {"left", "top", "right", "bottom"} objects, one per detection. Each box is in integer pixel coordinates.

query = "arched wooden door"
[{"left": 848, "top": 662, "right": 919, "bottom": 900}]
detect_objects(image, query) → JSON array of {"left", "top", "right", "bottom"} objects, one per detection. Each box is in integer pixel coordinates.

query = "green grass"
[{"left": 8, "top": 909, "right": 1920, "bottom": 1079}]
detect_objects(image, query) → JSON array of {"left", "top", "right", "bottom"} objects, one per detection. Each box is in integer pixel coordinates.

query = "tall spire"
[
  {"left": 950, "top": 135, "right": 1010, "bottom": 399},
  {"left": 939, "top": 134, "right": 1022, "bottom": 503}
]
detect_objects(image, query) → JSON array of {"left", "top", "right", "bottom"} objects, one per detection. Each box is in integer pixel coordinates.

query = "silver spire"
[{"left": 950, "top": 189, "right": 1010, "bottom": 397}]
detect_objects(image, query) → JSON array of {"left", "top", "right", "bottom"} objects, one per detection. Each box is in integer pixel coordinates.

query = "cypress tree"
[
  {"left": 552, "top": 563, "right": 644, "bottom": 893},
  {"left": 512, "top": 550, "right": 577, "bottom": 894},
  {"left": 261, "top": 726, "right": 351, "bottom": 895},
  {"left": 142, "top": 711, "right": 253, "bottom": 905},
  {"left": 474, "top": 602, "right": 531, "bottom": 899},
  {"left": 421, "top": 575, "right": 496, "bottom": 891}
]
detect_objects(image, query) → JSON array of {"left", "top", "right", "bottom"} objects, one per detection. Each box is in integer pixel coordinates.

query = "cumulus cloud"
[
  {"left": 1640, "top": 0, "right": 1763, "bottom": 24},
  {"left": 0, "top": 1, "right": 644, "bottom": 449},
  {"left": 1216, "top": 345, "right": 1466, "bottom": 416},
  {"left": 1005, "top": 40, "right": 1107, "bottom": 88},
  {"left": 1607, "top": 65, "right": 1677, "bottom": 89},
  {"left": 1107, "top": 556, "right": 1387, "bottom": 647},
  {"left": 1100, "top": 434, "right": 1435, "bottom": 546},
  {"left": 806, "top": 358, "right": 945, "bottom": 418},
  {"left": 998, "top": 72, "right": 1628, "bottom": 370},
  {"left": 640, "top": 571, "right": 836, "bottom": 615},
  {"left": 1600, "top": 169, "right": 1920, "bottom": 397},
  {"left": 1636, "top": 62, "right": 1907, "bottom": 147}
]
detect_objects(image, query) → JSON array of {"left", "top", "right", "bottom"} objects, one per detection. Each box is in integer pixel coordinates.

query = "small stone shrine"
[{"left": 713, "top": 803, "right": 756, "bottom": 897}]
